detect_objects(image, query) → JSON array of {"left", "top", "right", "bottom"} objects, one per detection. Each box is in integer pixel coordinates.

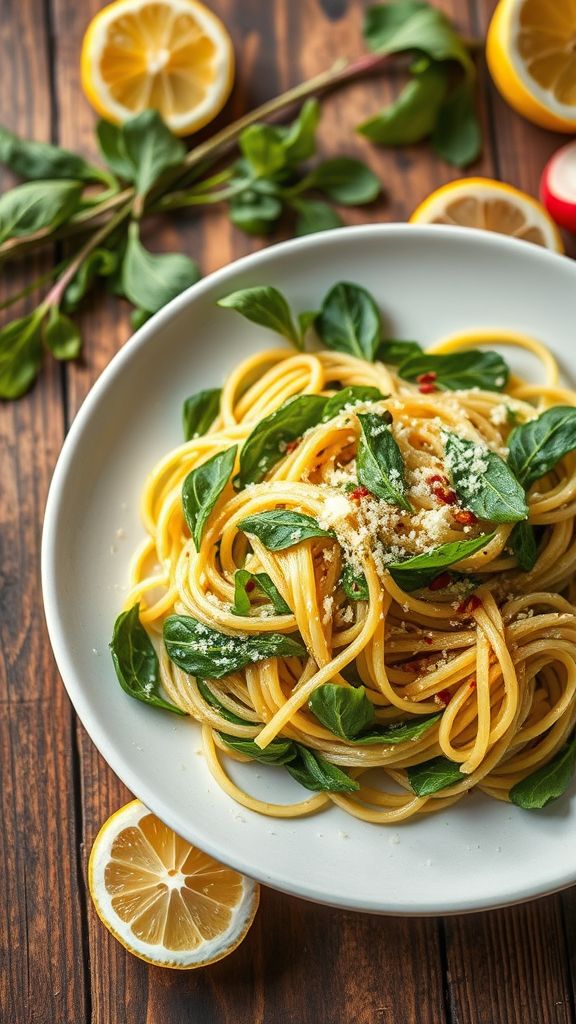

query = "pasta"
[{"left": 113, "top": 292, "right": 576, "bottom": 825}]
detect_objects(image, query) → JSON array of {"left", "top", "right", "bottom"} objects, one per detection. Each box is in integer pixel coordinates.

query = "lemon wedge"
[
  {"left": 88, "top": 800, "right": 259, "bottom": 968},
  {"left": 81, "top": 0, "right": 234, "bottom": 135}
]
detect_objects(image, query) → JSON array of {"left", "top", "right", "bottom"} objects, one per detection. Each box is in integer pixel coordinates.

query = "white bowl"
[{"left": 42, "top": 224, "right": 576, "bottom": 915}]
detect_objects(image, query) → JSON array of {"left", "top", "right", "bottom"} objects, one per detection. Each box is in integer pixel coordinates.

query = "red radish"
[{"left": 540, "top": 141, "right": 576, "bottom": 233}]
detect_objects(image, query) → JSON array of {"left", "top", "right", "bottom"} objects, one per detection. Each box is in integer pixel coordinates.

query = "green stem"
[
  {"left": 151, "top": 178, "right": 252, "bottom": 212},
  {"left": 0, "top": 261, "right": 69, "bottom": 312}
]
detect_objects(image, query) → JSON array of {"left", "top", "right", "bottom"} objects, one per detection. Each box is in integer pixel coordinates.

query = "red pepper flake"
[
  {"left": 418, "top": 382, "right": 438, "bottom": 394},
  {"left": 285, "top": 438, "right": 300, "bottom": 453},
  {"left": 424, "top": 636, "right": 434, "bottom": 645},
  {"left": 436, "top": 688, "right": 452, "bottom": 705},
  {"left": 429, "top": 474, "right": 445, "bottom": 484},
  {"left": 417, "top": 372, "right": 437, "bottom": 384},
  {"left": 429, "top": 474, "right": 457, "bottom": 506},
  {"left": 457, "top": 594, "right": 482, "bottom": 614},
  {"left": 245, "top": 580, "right": 256, "bottom": 593},
  {"left": 453, "top": 509, "right": 478, "bottom": 525},
  {"left": 350, "top": 485, "right": 371, "bottom": 501},
  {"left": 429, "top": 572, "right": 452, "bottom": 591},
  {"left": 468, "top": 680, "right": 477, "bottom": 691}
]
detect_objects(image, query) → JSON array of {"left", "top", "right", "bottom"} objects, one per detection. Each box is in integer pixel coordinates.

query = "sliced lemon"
[
  {"left": 410, "top": 177, "right": 563, "bottom": 252},
  {"left": 81, "top": 0, "right": 234, "bottom": 135},
  {"left": 88, "top": 800, "right": 259, "bottom": 968},
  {"left": 487, "top": 0, "right": 576, "bottom": 132}
]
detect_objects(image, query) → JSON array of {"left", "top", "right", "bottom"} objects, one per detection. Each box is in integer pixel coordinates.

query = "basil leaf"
[
  {"left": 398, "top": 350, "right": 509, "bottom": 391},
  {"left": 286, "top": 743, "right": 360, "bottom": 792},
  {"left": 432, "top": 81, "right": 482, "bottom": 168},
  {"left": 220, "top": 733, "right": 297, "bottom": 764},
  {"left": 322, "top": 385, "right": 386, "bottom": 421},
  {"left": 0, "top": 309, "right": 45, "bottom": 399},
  {"left": 358, "top": 63, "right": 448, "bottom": 145},
  {"left": 364, "top": 2, "right": 473, "bottom": 76},
  {"left": 0, "top": 124, "right": 104, "bottom": 182},
  {"left": 239, "top": 124, "right": 287, "bottom": 177},
  {"left": 183, "top": 388, "right": 221, "bottom": 441},
  {"left": 445, "top": 432, "right": 528, "bottom": 524},
  {"left": 163, "top": 615, "right": 306, "bottom": 678},
  {"left": 43, "top": 308, "right": 82, "bottom": 361},
  {"left": 309, "top": 683, "right": 375, "bottom": 739},
  {"left": 406, "top": 755, "right": 463, "bottom": 795},
  {"left": 238, "top": 510, "right": 335, "bottom": 551},
  {"left": 352, "top": 713, "right": 441, "bottom": 746},
  {"left": 232, "top": 569, "right": 291, "bottom": 616},
  {"left": 377, "top": 338, "right": 423, "bottom": 364},
  {"left": 121, "top": 222, "right": 200, "bottom": 314},
  {"left": 182, "top": 445, "right": 237, "bottom": 549},
  {"left": 357, "top": 411, "right": 412, "bottom": 510},
  {"left": 276, "top": 99, "right": 320, "bottom": 163},
  {"left": 110, "top": 604, "right": 185, "bottom": 715},
  {"left": 293, "top": 198, "right": 343, "bottom": 236},
  {"left": 509, "top": 521, "right": 538, "bottom": 572},
  {"left": 239, "top": 394, "right": 327, "bottom": 486},
  {"left": 197, "top": 680, "right": 252, "bottom": 725},
  {"left": 218, "top": 285, "right": 301, "bottom": 348},
  {"left": 122, "top": 110, "right": 186, "bottom": 197},
  {"left": 340, "top": 564, "right": 369, "bottom": 601},
  {"left": 63, "top": 247, "right": 118, "bottom": 311},
  {"left": 316, "top": 282, "right": 382, "bottom": 361},
  {"left": 507, "top": 406, "right": 576, "bottom": 487},
  {"left": 509, "top": 736, "right": 576, "bottom": 809},
  {"left": 298, "top": 310, "right": 318, "bottom": 337},
  {"left": 96, "top": 121, "right": 135, "bottom": 181},
  {"left": 0, "top": 180, "right": 82, "bottom": 242},
  {"left": 388, "top": 533, "right": 495, "bottom": 592},
  {"left": 305, "top": 157, "right": 381, "bottom": 204},
  {"left": 229, "top": 190, "right": 282, "bottom": 235}
]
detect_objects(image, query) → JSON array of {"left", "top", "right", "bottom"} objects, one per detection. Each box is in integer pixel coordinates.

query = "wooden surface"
[{"left": 1, "top": 1, "right": 575, "bottom": 1021}]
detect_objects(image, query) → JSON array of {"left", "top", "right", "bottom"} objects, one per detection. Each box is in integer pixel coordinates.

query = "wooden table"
[{"left": 2, "top": 1, "right": 575, "bottom": 1021}]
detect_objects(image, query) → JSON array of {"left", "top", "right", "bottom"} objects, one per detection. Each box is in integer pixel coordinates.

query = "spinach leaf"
[
  {"left": 43, "top": 308, "right": 82, "bottom": 361},
  {"left": 316, "top": 281, "right": 382, "bottom": 361},
  {"left": 238, "top": 510, "right": 335, "bottom": 551},
  {"left": 507, "top": 406, "right": 576, "bottom": 487},
  {"left": 351, "top": 713, "right": 441, "bottom": 746},
  {"left": 363, "top": 2, "right": 473, "bottom": 77},
  {"left": 63, "top": 247, "right": 118, "bottom": 311},
  {"left": 377, "top": 338, "right": 423, "bottom": 365},
  {"left": 293, "top": 198, "right": 343, "bottom": 236},
  {"left": 121, "top": 222, "right": 200, "bottom": 313},
  {"left": 406, "top": 755, "right": 463, "bottom": 795},
  {"left": 340, "top": 563, "right": 369, "bottom": 601},
  {"left": 0, "top": 309, "right": 45, "bottom": 399},
  {"left": 122, "top": 110, "right": 186, "bottom": 197},
  {"left": 197, "top": 679, "right": 252, "bottom": 725},
  {"left": 286, "top": 744, "right": 360, "bottom": 792},
  {"left": 182, "top": 445, "right": 237, "bottom": 549},
  {"left": 509, "top": 521, "right": 538, "bottom": 572},
  {"left": 305, "top": 157, "right": 381, "bottom": 204},
  {"left": 445, "top": 432, "right": 528, "bottom": 524},
  {"left": 398, "top": 350, "right": 509, "bottom": 391},
  {"left": 432, "top": 81, "right": 482, "bottom": 168},
  {"left": 163, "top": 615, "right": 306, "bottom": 678},
  {"left": 276, "top": 99, "right": 320, "bottom": 163},
  {"left": 358, "top": 62, "right": 447, "bottom": 145},
  {"left": 309, "top": 683, "right": 375, "bottom": 739},
  {"left": 229, "top": 190, "right": 282, "bottom": 235},
  {"left": 509, "top": 736, "right": 576, "bottom": 809},
  {"left": 232, "top": 569, "right": 291, "bottom": 616},
  {"left": 182, "top": 388, "right": 221, "bottom": 441},
  {"left": 220, "top": 733, "right": 297, "bottom": 764},
  {"left": 322, "top": 385, "right": 385, "bottom": 421},
  {"left": 298, "top": 310, "right": 318, "bottom": 336},
  {"left": 239, "top": 124, "right": 287, "bottom": 177},
  {"left": 388, "top": 533, "right": 495, "bottom": 591},
  {"left": 96, "top": 121, "right": 134, "bottom": 180},
  {"left": 0, "top": 180, "right": 83, "bottom": 242},
  {"left": 239, "top": 395, "right": 327, "bottom": 486},
  {"left": 0, "top": 124, "right": 105, "bottom": 182},
  {"left": 357, "top": 411, "right": 412, "bottom": 510},
  {"left": 110, "top": 604, "right": 185, "bottom": 715},
  {"left": 218, "top": 285, "right": 301, "bottom": 348}
]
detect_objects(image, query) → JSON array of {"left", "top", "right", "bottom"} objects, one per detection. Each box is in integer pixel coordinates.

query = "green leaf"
[
  {"left": 286, "top": 744, "right": 360, "bottom": 792},
  {"left": 239, "top": 124, "right": 287, "bottom": 177},
  {"left": 238, "top": 509, "right": 335, "bottom": 551},
  {"left": 183, "top": 388, "right": 221, "bottom": 441},
  {"left": 96, "top": 121, "right": 135, "bottom": 181},
  {"left": 121, "top": 222, "right": 200, "bottom": 314},
  {"left": 232, "top": 569, "right": 291, "bottom": 616},
  {"left": 358, "top": 63, "right": 448, "bottom": 145},
  {"left": 340, "top": 564, "right": 369, "bottom": 601},
  {"left": 509, "top": 736, "right": 576, "bottom": 809},
  {"left": 0, "top": 180, "right": 83, "bottom": 242},
  {"left": 197, "top": 679, "right": 253, "bottom": 725},
  {"left": 63, "top": 247, "right": 118, "bottom": 311},
  {"left": 388, "top": 533, "right": 495, "bottom": 592},
  {"left": 445, "top": 432, "right": 528, "bottom": 524},
  {"left": 238, "top": 394, "right": 327, "bottom": 486},
  {"left": 507, "top": 406, "right": 576, "bottom": 487},
  {"left": 131, "top": 307, "right": 151, "bottom": 330},
  {"left": 398, "top": 349, "right": 509, "bottom": 391},
  {"left": 316, "top": 281, "right": 382, "bottom": 361},
  {"left": 322, "top": 385, "right": 386, "bottom": 422},
  {"left": 0, "top": 124, "right": 105, "bottom": 182},
  {"left": 298, "top": 310, "right": 318, "bottom": 337},
  {"left": 228, "top": 190, "right": 282, "bottom": 235},
  {"left": 122, "top": 110, "right": 186, "bottom": 197},
  {"left": 377, "top": 338, "right": 423, "bottom": 364},
  {"left": 276, "top": 99, "right": 320, "bottom": 163},
  {"left": 0, "top": 309, "right": 45, "bottom": 399},
  {"left": 43, "top": 307, "right": 82, "bottom": 360},
  {"left": 293, "top": 198, "right": 343, "bottom": 236},
  {"left": 363, "top": 2, "right": 473, "bottom": 76},
  {"left": 432, "top": 81, "right": 482, "bottom": 167},
  {"left": 220, "top": 733, "right": 297, "bottom": 764},
  {"left": 357, "top": 411, "right": 412, "bottom": 510},
  {"left": 218, "top": 285, "right": 301, "bottom": 347},
  {"left": 163, "top": 615, "right": 306, "bottom": 678},
  {"left": 110, "top": 604, "right": 185, "bottom": 715},
  {"left": 309, "top": 683, "right": 375, "bottom": 739},
  {"left": 406, "top": 754, "right": 463, "bottom": 795},
  {"left": 351, "top": 713, "right": 441, "bottom": 746},
  {"left": 182, "top": 445, "right": 237, "bottom": 549},
  {"left": 305, "top": 157, "right": 381, "bottom": 204},
  {"left": 509, "top": 521, "right": 538, "bottom": 572}
]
